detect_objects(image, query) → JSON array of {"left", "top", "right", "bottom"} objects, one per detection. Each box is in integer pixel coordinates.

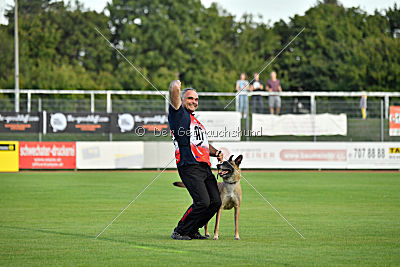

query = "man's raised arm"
[{"left": 169, "top": 80, "right": 182, "bottom": 110}]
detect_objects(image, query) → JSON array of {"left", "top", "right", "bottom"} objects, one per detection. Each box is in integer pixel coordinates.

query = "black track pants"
[{"left": 175, "top": 163, "right": 222, "bottom": 235}]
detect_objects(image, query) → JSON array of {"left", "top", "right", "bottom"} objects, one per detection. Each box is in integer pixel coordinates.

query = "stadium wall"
[
  {"left": 2, "top": 141, "right": 399, "bottom": 171},
  {"left": 210, "top": 141, "right": 400, "bottom": 169}
]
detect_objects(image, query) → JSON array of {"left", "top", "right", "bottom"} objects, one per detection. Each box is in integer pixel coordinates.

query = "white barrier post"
[
  {"left": 165, "top": 91, "right": 169, "bottom": 113},
  {"left": 380, "top": 99, "right": 384, "bottom": 142},
  {"left": 106, "top": 91, "right": 112, "bottom": 113},
  {"left": 14, "top": 0, "right": 20, "bottom": 113},
  {"left": 385, "top": 95, "right": 389, "bottom": 120},
  {"left": 38, "top": 98, "right": 42, "bottom": 141},
  {"left": 27, "top": 92, "right": 31, "bottom": 112},
  {"left": 91, "top": 92, "right": 95, "bottom": 113},
  {"left": 311, "top": 94, "right": 316, "bottom": 142},
  {"left": 246, "top": 95, "right": 250, "bottom": 141},
  {"left": 107, "top": 92, "right": 112, "bottom": 141}
]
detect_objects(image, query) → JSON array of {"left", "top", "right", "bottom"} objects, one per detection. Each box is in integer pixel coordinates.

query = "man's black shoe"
[
  {"left": 189, "top": 231, "right": 208, "bottom": 240},
  {"left": 171, "top": 230, "right": 191, "bottom": 240}
]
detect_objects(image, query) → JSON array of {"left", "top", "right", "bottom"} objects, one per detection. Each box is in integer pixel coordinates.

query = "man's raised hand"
[
  {"left": 169, "top": 80, "right": 182, "bottom": 110},
  {"left": 170, "top": 80, "right": 181, "bottom": 91}
]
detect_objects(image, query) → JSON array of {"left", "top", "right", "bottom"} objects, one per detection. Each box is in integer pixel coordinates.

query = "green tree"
[
  {"left": 386, "top": 3, "right": 400, "bottom": 37},
  {"left": 3, "top": 0, "right": 119, "bottom": 91},
  {"left": 274, "top": 2, "right": 400, "bottom": 92},
  {"left": 0, "top": 25, "right": 14, "bottom": 88},
  {"left": 0, "top": 0, "right": 399, "bottom": 94}
]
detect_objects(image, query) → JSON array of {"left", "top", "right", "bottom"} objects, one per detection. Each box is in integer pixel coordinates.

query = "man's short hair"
[{"left": 181, "top": 88, "right": 197, "bottom": 100}]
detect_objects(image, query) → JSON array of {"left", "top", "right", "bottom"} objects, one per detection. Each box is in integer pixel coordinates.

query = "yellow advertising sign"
[
  {"left": 0, "top": 141, "right": 19, "bottom": 172},
  {"left": 389, "top": 147, "right": 400, "bottom": 154}
]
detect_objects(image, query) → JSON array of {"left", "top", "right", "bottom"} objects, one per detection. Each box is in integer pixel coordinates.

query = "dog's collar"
[{"left": 224, "top": 181, "right": 238, "bottom": 185}]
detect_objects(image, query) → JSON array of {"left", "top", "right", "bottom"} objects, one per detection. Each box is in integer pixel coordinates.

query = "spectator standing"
[
  {"left": 266, "top": 71, "right": 282, "bottom": 115},
  {"left": 236, "top": 73, "right": 249, "bottom": 118},
  {"left": 250, "top": 73, "right": 264, "bottom": 114},
  {"left": 360, "top": 93, "right": 367, "bottom": 119}
]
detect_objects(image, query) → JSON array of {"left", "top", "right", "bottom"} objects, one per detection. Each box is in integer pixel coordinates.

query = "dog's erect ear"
[
  {"left": 234, "top": 155, "right": 243, "bottom": 166},
  {"left": 228, "top": 155, "right": 234, "bottom": 162}
]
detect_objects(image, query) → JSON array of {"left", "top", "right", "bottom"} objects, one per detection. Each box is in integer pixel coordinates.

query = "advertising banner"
[
  {"left": 0, "top": 141, "right": 19, "bottom": 172},
  {"left": 194, "top": 111, "right": 242, "bottom": 141},
  {"left": 0, "top": 112, "right": 41, "bottom": 133},
  {"left": 209, "top": 142, "right": 400, "bottom": 169},
  {"left": 110, "top": 112, "right": 169, "bottom": 135},
  {"left": 389, "top": 106, "right": 400, "bottom": 136},
  {"left": 143, "top": 142, "right": 176, "bottom": 168},
  {"left": 346, "top": 142, "right": 400, "bottom": 169},
  {"left": 47, "top": 112, "right": 110, "bottom": 134},
  {"left": 210, "top": 142, "right": 348, "bottom": 169},
  {"left": 252, "top": 113, "right": 347, "bottom": 136},
  {"left": 19, "top": 142, "right": 76, "bottom": 169},
  {"left": 76, "top": 141, "right": 144, "bottom": 169}
]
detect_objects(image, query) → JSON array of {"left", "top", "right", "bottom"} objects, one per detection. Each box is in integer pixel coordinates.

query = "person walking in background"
[
  {"left": 236, "top": 73, "right": 249, "bottom": 118},
  {"left": 360, "top": 93, "right": 367, "bottom": 119},
  {"left": 266, "top": 71, "right": 282, "bottom": 115},
  {"left": 250, "top": 73, "right": 264, "bottom": 114}
]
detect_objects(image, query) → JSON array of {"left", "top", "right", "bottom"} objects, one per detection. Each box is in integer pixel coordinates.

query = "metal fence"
[{"left": 1, "top": 89, "right": 400, "bottom": 142}]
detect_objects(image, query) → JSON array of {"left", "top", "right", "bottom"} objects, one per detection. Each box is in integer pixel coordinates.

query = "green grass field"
[{"left": 1, "top": 171, "right": 399, "bottom": 266}]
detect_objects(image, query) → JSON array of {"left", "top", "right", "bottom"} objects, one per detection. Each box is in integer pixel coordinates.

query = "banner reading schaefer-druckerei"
[{"left": 19, "top": 142, "right": 76, "bottom": 169}]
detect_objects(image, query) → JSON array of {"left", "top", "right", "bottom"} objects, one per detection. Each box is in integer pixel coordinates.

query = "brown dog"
[{"left": 173, "top": 155, "right": 243, "bottom": 240}]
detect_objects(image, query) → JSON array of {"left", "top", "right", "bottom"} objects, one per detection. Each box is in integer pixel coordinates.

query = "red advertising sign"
[
  {"left": 19, "top": 142, "right": 76, "bottom": 169},
  {"left": 389, "top": 106, "right": 400, "bottom": 136},
  {"left": 280, "top": 149, "right": 347, "bottom": 161}
]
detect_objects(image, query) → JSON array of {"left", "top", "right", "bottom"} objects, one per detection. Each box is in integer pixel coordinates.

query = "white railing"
[{"left": 1, "top": 89, "right": 400, "bottom": 118}]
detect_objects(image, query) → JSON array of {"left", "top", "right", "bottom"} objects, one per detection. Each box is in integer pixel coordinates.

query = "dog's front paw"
[
  {"left": 213, "top": 236, "right": 219, "bottom": 240},
  {"left": 234, "top": 236, "right": 240, "bottom": 240}
]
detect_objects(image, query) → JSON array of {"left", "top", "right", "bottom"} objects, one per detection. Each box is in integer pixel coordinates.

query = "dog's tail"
[{"left": 173, "top": 181, "right": 186, "bottom": 188}]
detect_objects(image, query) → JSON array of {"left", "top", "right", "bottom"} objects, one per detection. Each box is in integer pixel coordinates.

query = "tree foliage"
[{"left": 0, "top": 0, "right": 399, "bottom": 92}]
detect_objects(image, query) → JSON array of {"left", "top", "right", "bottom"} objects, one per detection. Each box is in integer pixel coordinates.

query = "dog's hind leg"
[
  {"left": 213, "top": 208, "right": 222, "bottom": 240},
  {"left": 234, "top": 207, "right": 240, "bottom": 240},
  {"left": 204, "top": 222, "right": 210, "bottom": 238}
]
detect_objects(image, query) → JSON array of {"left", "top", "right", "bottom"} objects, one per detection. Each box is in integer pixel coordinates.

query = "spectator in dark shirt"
[
  {"left": 266, "top": 71, "right": 282, "bottom": 115},
  {"left": 249, "top": 73, "right": 264, "bottom": 114}
]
